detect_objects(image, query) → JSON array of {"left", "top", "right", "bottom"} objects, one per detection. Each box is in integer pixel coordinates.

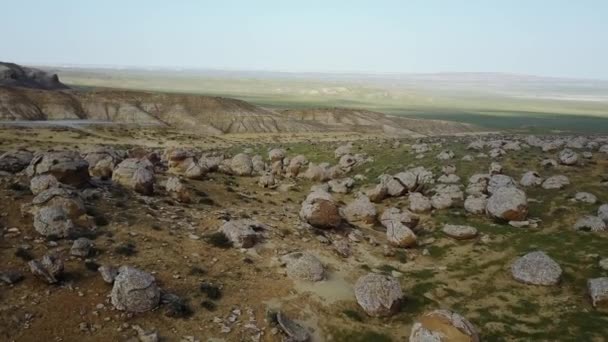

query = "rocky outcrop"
[{"left": 0, "top": 62, "right": 68, "bottom": 90}]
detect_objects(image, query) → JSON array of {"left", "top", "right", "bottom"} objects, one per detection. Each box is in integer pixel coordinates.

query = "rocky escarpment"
[{"left": 0, "top": 62, "right": 68, "bottom": 90}]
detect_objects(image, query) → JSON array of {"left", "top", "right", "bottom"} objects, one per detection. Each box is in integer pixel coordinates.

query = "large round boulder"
[
  {"left": 520, "top": 171, "right": 542, "bottom": 187},
  {"left": 220, "top": 219, "right": 266, "bottom": 248},
  {"left": 299, "top": 191, "right": 342, "bottom": 229},
  {"left": 558, "top": 148, "right": 578, "bottom": 165},
  {"left": 486, "top": 187, "right": 528, "bottom": 221},
  {"left": 33, "top": 206, "right": 75, "bottom": 238},
  {"left": 280, "top": 252, "right": 325, "bottom": 282},
  {"left": 354, "top": 273, "right": 403, "bottom": 317},
  {"left": 487, "top": 174, "right": 516, "bottom": 194},
  {"left": 511, "top": 251, "right": 562, "bottom": 286},
  {"left": 112, "top": 158, "right": 155, "bottom": 195},
  {"left": 111, "top": 266, "right": 160, "bottom": 313},
  {"left": 230, "top": 153, "right": 254, "bottom": 176},
  {"left": 342, "top": 195, "right": 377, "bottom": 227}
]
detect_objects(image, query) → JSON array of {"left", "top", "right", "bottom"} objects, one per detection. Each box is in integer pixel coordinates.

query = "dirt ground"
[{"left": 1, "top": 126, "right": 607, "bottom": 342}]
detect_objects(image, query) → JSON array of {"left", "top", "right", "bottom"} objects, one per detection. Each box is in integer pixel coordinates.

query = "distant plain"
[{"left": 52, "top": 67, "right": 608, "bottom": 133}]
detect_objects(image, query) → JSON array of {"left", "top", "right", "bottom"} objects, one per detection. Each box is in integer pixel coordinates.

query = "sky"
[{"left": 1, "top": 0, "right": 607, "bottom": 79}]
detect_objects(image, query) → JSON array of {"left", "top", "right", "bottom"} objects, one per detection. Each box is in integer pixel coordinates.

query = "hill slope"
[
  {"left": 281, "top": 107, "right": 476, "bottom": 135},
  {"left": 0, "top": 87, "right": 321, "bottom": 134},
  {"left": 0, "top": 86, "right": 478, "bottom": 135}
]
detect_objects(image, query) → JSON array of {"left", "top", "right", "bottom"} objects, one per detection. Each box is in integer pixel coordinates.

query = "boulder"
[
  {"left": 573, "top": 215, "right": 607, "bottom": 232},
  {"left": 412, "top": 143, "right": 430, "bottom": 153},
  {"left": 285, "top": 155, "right": 308, "bottom": 178},
  {"left": 489, "top": 162, "right": 502, "bottom": 174},
  {"left": 70, "top": 237, "right": 93, "bottom": 257},
  {"left": 409, "top": 192, "right": 432, "bottom": 213},
  {"left": 467, "top": 140, "right": 485, "bottom": 150},
  {"left": 384, "top": 219, "right": 417, "bottom": 247},
  {"left": 511, "top": 251, "right": 562, "bottom": 286},
  {"left": 431, "top": 193, "right": 453, "bottom": 210},
  {"left": 342, "top": 195, "right": 377, "bottom": 227},
  {"left": 98, "top": 265, "right": 119, "bottom": 284},
  {"left": 573, "top": 192, "right": 597, "bottom": 204},
  {"left": 599, "top": 204, "right": 608, "bottom": 223},
  {"left": 328, "top": 177, "right": 354, "bottom": 194},
  {"left": 251, "top": 155, "right": 266, "bottom": 175},
  {"left": 489, "top": 148, "right": 506, "bottom": 158},
  {"left": 442, "top": 164, "right": 456, "bottom": 175},
  {"left": 437, "top": 174, "right": 461, "bottom": 184},
  {"left": 464, "top": 195, "right": 487, "bottom": 215},
  {"left": 165, "top": 177, "right": 191, "bottom": 203},
  {"left": 0, "top": 150, "right": 34, "bottom": 173},
  {"left": 299, "top": 191, "right": 342, "bottom": 229},
  {"left": 28, "top": 254, "right": 64, "bottom": 284},
  {"left": 83, "top": 146, "right": 124, "bottom": 179},
  {"left": 437, "top": 150, "right": 454, "bottom": 160},
  {"left": 409, "top": 310, "right": 480, "bottom": 342},
  {"left": 276, "top": 311, "right": 310, "bottom": 342},
  {"left": 231, "top": 153, "right": 254, "bottom": 176},
  {"left": 487, "top": 174, "right": 516, "bottom": 194},
  {"left": 30, "top": 174, "right": 59, "bottom": 195},
  {"left": 334, "top": 143, "right": 353, "bottom": 158},
  {"left": 112, "top": 158, "right": 155, "bottom": 195},
  {"left": 220, "top": 219, "right": 266, "bottom": 248},
  {"left": 366, "top": 183, "right": 388, "bottom": 203},
  {"left": 394, "top": 166, "right": 434, "bottom": 192},
  {"left": 520, "top": 171, "right": 542, "bottom": 187},
  {"left": 33, "top": 206, "right": 75, "bottom": 237},
  {"left": 558, "top": 149, "right": 578, "bottom": 165},
  {"left": 338, "top": 154, "right": 357, "bottom": 170},
  {"left": 486, "top": 187, "right": 528, "bottom": 221},
  {"left": 299, "top": 163, "right": 329, "bottom": 182},
  {"left": 442, "top": 224, "right": 478, "bottom": 240},
  {"left": 31, "top": 188, "right": 86, "bottom": 219},
  {"left": 26, "top": 151, "right": 90, "bottom": 187},
  {"left": 258, "top": 173, "right": 277, "bottom": 188},
  {"left": 380, "top": 207, "right": 419, "bottom": 230},
  {"left": 268, "top": 148, "right": 286, "bottom": 162},
  {"left": 588, "top": 278, "right": 608, "bottom": 308},
  {"left": 354, "top": 273, "right": 403, "bottom": 317},
  {"left": 541, "top": 159, "right": 558, "bottom": 168},
  {"left": 542, "top": 175, "right": 570, "bottom": 190},
  {"left": 280, "top": 252, "right": 325, "bottom": 282},
  {"left": 111, "top": 266, "right": 160, "bottom": 312}
]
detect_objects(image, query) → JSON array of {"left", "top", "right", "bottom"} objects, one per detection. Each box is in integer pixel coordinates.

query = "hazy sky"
[{"left": 2, "top": 0, "right": 607, "bottom": 79}]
